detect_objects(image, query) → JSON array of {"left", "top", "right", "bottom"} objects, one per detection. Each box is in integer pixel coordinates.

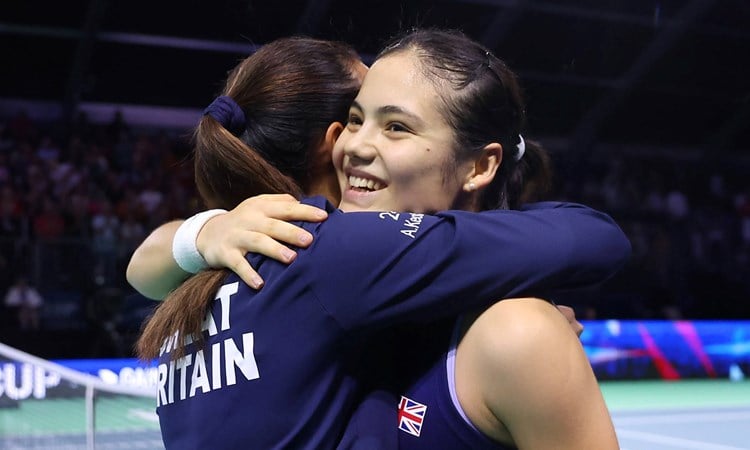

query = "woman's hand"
[{"left": 197, "top": 194, "right": 328, "bottom": 289}]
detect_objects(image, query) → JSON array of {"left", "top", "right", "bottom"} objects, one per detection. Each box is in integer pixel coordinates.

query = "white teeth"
[{"left": 349, "top": 175, "right": 383, "bottom": 191}]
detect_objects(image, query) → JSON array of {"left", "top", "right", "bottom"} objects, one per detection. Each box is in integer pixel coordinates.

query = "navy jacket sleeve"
[{"left": 300, "top": 199, "right": 631, "bottom": 331}]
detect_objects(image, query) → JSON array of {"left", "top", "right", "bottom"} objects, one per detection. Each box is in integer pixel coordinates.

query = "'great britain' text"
[{"left": 156, "top": 282, "right": 260, "bottom": 406}]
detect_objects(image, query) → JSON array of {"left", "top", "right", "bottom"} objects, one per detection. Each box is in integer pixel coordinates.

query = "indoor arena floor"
[
  {"left": 1, "top": 379, "right": 747, "bottom": 449},
  {"left": 602, "top": 379, "right": 750, "bottom": 450}
]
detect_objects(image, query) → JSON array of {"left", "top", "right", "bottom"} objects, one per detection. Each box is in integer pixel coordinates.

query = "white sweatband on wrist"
[{"left": 172, "top": 209, "right": 228, "bottom": 274}]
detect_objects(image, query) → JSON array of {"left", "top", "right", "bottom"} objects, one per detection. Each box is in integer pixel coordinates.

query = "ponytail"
[
  {"left": 506, "top": 139, "right": 554, "bottom": 209},
  {"left": 137, "top": 270, "right": 225, "bottom": 360},
  {"left": 137, "top": 118, "right": 301, "bottom": 360}
]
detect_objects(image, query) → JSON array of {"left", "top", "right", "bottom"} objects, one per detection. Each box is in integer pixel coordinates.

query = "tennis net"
[{"left": 0, "top": 342, "right": 163, "bottom": 449}]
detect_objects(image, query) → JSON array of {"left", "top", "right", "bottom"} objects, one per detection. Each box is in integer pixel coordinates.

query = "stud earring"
[{"left": 468, "top": 182, "right": 476, "bottom": 191}]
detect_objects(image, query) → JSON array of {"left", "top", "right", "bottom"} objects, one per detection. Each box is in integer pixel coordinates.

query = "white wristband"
[{"left": 172, "top": 209, "right": 228, "bottom": 274}]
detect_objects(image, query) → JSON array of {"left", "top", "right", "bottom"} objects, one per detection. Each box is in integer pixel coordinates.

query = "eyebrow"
[{"left": 351, "top": 100, "right": 426, "bottom": 129}]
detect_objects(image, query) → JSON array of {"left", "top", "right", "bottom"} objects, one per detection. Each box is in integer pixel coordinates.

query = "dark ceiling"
[{"left": 2, "top": 0, "right": 749, "bottom": 161}]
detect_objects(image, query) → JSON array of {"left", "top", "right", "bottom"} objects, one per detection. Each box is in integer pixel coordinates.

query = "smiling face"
[{"left": 332, "top": 51, "right": 475, "bottom": 213}]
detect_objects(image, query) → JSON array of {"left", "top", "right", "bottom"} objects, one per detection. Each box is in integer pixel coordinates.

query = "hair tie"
[
  {"left": 516, "top": 135, "right": 526, "bottom": 161},
  {"left": 203, "top": 95, "right": 246, "bottom": 136}
]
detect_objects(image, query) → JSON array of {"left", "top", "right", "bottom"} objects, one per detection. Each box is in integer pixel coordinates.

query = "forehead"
[{"left": 356, "top": 52, "right": 447, "bottom": 123}]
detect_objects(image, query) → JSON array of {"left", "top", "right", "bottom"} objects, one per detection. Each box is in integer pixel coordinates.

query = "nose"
[{"left": 342, "top": 125, "right": 378, "bottom": 165}]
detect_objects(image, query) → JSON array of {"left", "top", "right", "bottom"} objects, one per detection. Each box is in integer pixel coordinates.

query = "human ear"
[
  {"left": 305, "top": 122, "right": 344, "bottom": 178},
  {"left": 324, "top": 122, "right": 344, "bottom": 150},
  {"left": 312, "top": 122, "right": 345, "bottom": 167},
  {"left": 463, "top": 142, "right": 502, "bottom": 192}
]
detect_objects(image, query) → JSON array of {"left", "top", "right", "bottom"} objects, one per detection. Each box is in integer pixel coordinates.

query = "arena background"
[
  {"left": 0, "top": 0, "right": 750, "bottom": 450},
  {"left": 0, "top": 2, "right": 749, "bottom": 448}
]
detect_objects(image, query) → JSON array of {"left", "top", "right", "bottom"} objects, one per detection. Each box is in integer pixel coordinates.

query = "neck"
[
  {"left": 305, "top": 173, "right": 341, "bottom": 205},
  {"left": 451, "top": 192, "right": 481, "bottom": 213}
]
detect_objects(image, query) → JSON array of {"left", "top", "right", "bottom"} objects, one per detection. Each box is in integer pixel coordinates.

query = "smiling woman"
[
  {"left": 334, "top": 54, "right": 466, "bottom": 214},
  {"left": 328, "top": 29, "right": 621, "bottom": 450}
]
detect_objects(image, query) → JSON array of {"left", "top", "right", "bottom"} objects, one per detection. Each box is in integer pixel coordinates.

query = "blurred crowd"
[
  {"left": 554, "top": 150, "right": 750, "bottom": 320},
  {"left": 0, "top": 110, "right": 197, "bottom": 289},
  {"left": 0, "top": 109, "right": 198, "bottom": 355},
  {"left": 0, "top": 108, "right": 748, "bottom": 348}
]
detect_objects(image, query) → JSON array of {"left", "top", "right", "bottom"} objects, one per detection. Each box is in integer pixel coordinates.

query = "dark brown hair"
[
  {"left": 137, "top": 37, "right": 362, "bottom": 360},
  {"left": 379, "top": 29, "right": 553, "bottom": 210}
]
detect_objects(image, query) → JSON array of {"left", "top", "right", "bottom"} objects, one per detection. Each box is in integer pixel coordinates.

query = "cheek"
[
  {"left": 331, "top": 138, "right": 347, "bottom": 170},
  {"left": 416, "top": 154, "right": 453, "bottom": 187},
  {"left": 416, "top": 155, "right": 463, "bottom": 206},
  {"left": 393, "top": 159, "right": 446, "bottom": 199}
]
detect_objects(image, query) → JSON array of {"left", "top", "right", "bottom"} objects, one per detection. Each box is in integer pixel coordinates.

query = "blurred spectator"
[
  {"left": 643, "top": 175, "right": 666, "bottom": 214},
  {"left": 91, "top": 199, "right": 120, "bottom": 281},
  {"left": 665, "top": 187, "right": 690, "bottom": 221},
  {"left": 37, "top": 135, "right": 61, "bottom": 163},
  {"left": 137, "top": 177, "right": 164, "bottom": 215},
  {"left": 85, "top": 272, "right": 126, "bottom": 357},
  {"left": 115, "top": 187, "right": 144, "bottom": 221},
  {"left": 120, "top": 211, "right": 146, "bottom": 264},
  {"left": 65, "top": 183, "right": 92, "bottom": 237},
  {"left": 0, "top": 186, "right": 24, "bottom": 238},
  {"left": 4, "top": 276, "right": 44, "bottom": 331},
  {"left": 33, "top": 198, "right": 66, "bottom": 239}
]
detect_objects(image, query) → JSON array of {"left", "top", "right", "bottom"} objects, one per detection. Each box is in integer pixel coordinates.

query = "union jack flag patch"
[{"left": 398, "top": 396, "right": 427, "bottom": 437}]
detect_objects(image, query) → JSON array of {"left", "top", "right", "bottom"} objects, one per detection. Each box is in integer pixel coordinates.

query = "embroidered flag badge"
[{"left": 398, "top": 396, "right": 427, "bottom": 437}]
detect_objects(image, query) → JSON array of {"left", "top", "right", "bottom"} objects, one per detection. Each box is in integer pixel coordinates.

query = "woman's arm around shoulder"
[
  {"left": 126, "top": 194, "right": 327, "bottom": 300},
  {"left": 126, "top": 220, "right": 188, "bottom": 300}
]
